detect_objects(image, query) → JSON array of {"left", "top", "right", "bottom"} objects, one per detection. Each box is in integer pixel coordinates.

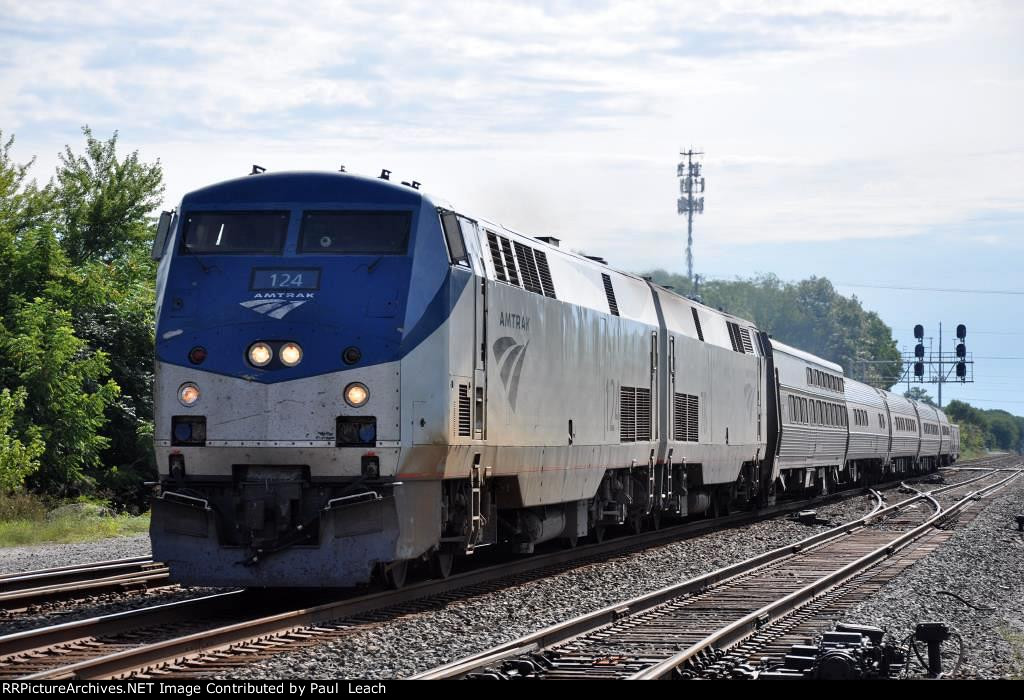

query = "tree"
[
  {"left": 0, "top": 297, "right": 119, "bottom": 494},
  {"left": 643, "top": 271, "right": 902, "bottom": 388},
  {"left": 903, "top": 387, "right": 936, "bottom": 406},
  {"left": 54, "top": 126, "right": 163, "bottom": 265},
  {"left": 0, "top": 127, "right": 162, "bottom": 502},
  {"left": 0, "top": 387, "right": 44, "bottom": 492}
]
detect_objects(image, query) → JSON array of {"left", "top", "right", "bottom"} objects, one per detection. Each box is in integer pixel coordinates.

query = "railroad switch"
[{"left": 756, "top": 624, "right": 905, "bottom": 680}]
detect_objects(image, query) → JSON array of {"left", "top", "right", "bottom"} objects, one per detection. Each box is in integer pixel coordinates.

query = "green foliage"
[
  {"left": 903, "top": 387, "right": 936, "bottom": 406},
  {"left": 0, "top": 508, "right": 149, "bottom": 547},
  {"left": 946, "top": 399, "right": 1023, "bottom": 453},
  {"left": 0, "top": 127, "right": 163, "bottom": 504},
  {"left": 645, "top": 271, "right": 901, "bottom": 388},
  {"left": 0, "top": 387, "right": 44, "bottom": 491},
  {"left": 0, "top": 298, "right": 120, "bottom": 493},
  {"left": 55, "top": 127, "right": 164, "bottom": 265}
]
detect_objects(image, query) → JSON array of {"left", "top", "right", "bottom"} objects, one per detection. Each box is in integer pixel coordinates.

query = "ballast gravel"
[
  {"left": 226, "top": 490, "right": 886, "bottom": 680},
  {"left": 0, "top": 534, "right": 151, "bottom": 574},
  {"left": 839, "top": 474, "right": 1024, "bottom": 679}
]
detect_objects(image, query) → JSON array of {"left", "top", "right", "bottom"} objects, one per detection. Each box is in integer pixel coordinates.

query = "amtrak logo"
[
  {"left": 493, "top": 336, "right": 529, "bottom": 411},
  {"left": 240, "top": 299, "right": 308, "bottom": 319}
]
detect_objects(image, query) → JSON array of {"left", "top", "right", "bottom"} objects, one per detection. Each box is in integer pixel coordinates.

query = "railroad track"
[
  {"left": 0, "top": 457, "right": 1004, "bottom": 679},
  {"left": 0, "top": 558, "right": 170, "bottom": 611},
  {"left": 413, "top": 465, "right": 1021, "bottom": 679}
]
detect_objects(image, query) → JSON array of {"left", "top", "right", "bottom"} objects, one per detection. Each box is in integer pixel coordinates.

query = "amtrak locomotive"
[{"left": 150, "top": 170, "right": 958, "bottom": 588}]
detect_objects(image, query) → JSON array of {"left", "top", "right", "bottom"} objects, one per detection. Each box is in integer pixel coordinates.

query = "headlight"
[
  {"left": 248, "top": 342, "right": 272, "bottom": 367},
  {"left": 345, "top": 382, "right": 369, "bottom": 407},
  {"left": 178, "top": 382, "right": 200, "bottom": 406},
  {"left": 280, "top": 342, "right": 302, "bottom": 367}
]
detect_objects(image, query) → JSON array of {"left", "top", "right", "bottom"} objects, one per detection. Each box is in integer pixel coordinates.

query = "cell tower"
[{"left": 677, "top": 148, "right": 705, "bottom": 283}]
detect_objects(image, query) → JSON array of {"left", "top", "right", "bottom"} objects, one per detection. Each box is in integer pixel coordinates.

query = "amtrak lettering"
[
  {"left": 492, "top": 336, "right": 529, "bottom": 411},
  {"left": 498, "top": 312, "right": 529, "bottom": 331}
]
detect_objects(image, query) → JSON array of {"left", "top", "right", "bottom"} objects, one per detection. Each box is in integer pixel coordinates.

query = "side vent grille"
[
  {"left": 535, "top": 250, "right": 556, "bottom": 298},
  {"left": 619, "top": 386, "right": 636, "bottom": 442},
  {"left": 457, "top": 384, "right": 471, "bottom": 437},
  {"left": 691, "top": 307, "right": 704, "bottom": 341},
  {"left": 620, "top": 386, "right": 652, "bottom": 442},
  {"left": 486, "top": 232, "right": 507, "bottom": 283},
  {"left": 726, "top": 321, "right": 753, "bottom": 354},
  {"left": 727, "top": 321, "right": 741, "bottom": 352},
  {"left": 602, "top": 273, "right": 620, "bottom": 316},
  {"left": 738, "top": 327, "right": 754, "bottom": 354},
  {"left": 499, "top": 236, "right": 520, "bottom": 287},
  {"left": 635, "top": 387, "right": 652, "bottom": 441},
  {"left": 514, "top": 241, "right": 543, "bottom": 295},
  {"left": 673, "top": 393, "right": 699, "bottom": 442}
]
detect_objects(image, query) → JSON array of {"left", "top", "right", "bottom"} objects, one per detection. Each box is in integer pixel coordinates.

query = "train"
[{"left": 149, "top": 169, "right": 960, "bottom": 588}]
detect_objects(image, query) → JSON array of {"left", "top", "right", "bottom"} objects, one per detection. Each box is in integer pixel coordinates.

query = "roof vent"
[
  {"left": 536, "top": 236, "right": 560, "bottom": 247},
  {"left": 584, "top": 255, "right": 608, "bottom": 265}
]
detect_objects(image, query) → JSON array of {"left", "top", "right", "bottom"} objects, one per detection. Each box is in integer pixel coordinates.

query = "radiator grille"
[
  {"left": 620, "top": 386, "right": 652, "bottom": 442},
  {"left": 738, "top": 326, "right": 754, "bottom": 354},
  {"left": 457, "top": 384, "right": 471, "bottom": 437},
  {"left": 619, "top": 386, "right": 636, "bottom": 442},
  {"left": 673, "top": 392, "right": 700, "bottom": 442},
  {"left": 691, "top": 307, "right": 704, "bottom": 341},
  {"left": 499, "top": 236, "right": 520, "bottom": 286},
  {"left": 603, "top": 273, "right": 620, "bottom": 316},
  {"left": 486, "top": 232, "right": 507, "bottom": 282},
  {"left": 535, "top": 250, "right": 556, "bottom": 298},
  {"left": 635, "top": 387, "right": 652, "bottom": 441},
  {"left": 514, "top": 241, "right": 543, "bottom": 295}
]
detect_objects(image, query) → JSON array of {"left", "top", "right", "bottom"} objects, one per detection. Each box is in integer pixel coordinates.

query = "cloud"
[{"left": 1, "top": 0, "right": 1022, "bottom": 270}]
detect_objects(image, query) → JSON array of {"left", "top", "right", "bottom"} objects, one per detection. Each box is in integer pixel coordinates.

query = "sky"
[{"left": 1, "top": 0, "right": 1022, "bottom": 413}]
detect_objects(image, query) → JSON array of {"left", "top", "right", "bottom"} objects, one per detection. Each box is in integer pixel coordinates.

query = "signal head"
[
  {"left": 956, "top": 324, "right": 966, "bottom": 340},
  {"left": 914, "top": 324, "right": 924, "bottom": 339}
]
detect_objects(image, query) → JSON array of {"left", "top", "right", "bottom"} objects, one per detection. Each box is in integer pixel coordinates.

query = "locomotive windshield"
[
  {"left": 181, "top": 211, "right": 289, "bottom": 254},
  {"left": 298, "top": 211, "right": 411, "bottom": 255}
]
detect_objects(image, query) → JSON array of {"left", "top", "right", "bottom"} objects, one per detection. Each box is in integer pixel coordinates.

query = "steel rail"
[
  {"left": 6, "top": 462, "right": 1006, "bottom": 680},
  {"left": 0, "top": 568, "right": 171, "bottom": 610},
  {"left": 413, "top": 467, "right": 1011, "bottom": 679},
  {"left": 17, "top": 485, "right": 887, "bottom": 680},
  {"left": 631, "top": 469, "right": 1022, "bottom": 679},
  {"left": 0, "top": 557, "right": 155, "bottom": 588}
]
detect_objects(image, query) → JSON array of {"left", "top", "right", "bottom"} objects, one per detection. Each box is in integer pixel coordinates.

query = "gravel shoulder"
[
  {"left": 0, "top": 534, "right": 151, "bottom": 574},
  {"left": 840, "top": 474, "right": 1024, "bottom": 679}
]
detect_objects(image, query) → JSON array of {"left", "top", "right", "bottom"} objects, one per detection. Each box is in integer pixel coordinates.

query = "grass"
[{"left": 0, "top": 492, "right": 150, "bottom": 547}]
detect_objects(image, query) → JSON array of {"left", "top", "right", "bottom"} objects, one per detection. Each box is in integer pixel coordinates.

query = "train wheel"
[
  {"left": 630, "top": 513, "right": 643, "bottom": 536},
  {"left": 651, "top": 510, "right": 662, "bottom": 531},
  {"left": 432, "top": 547, "right": 455, "bottom": 580},
  {"left": 385, "top": 560, "right": 409, "bottom": 589}
]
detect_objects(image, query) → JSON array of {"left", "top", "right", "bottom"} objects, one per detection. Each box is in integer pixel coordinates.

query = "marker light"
[
  {"left": 248, "top": 342, "right": 272, "bottom": 367},
  {"left": 345, "top": 382, "right": 369, "bottom": 407},
  {"left": 188, "top": 346, "right": 207, "bottom": 365},
  {"left": 178, "top": 382, "right": 200, "bottom": 406},
  {"left": 280, "top": 342, "right": 303, "bottom": 367}
]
